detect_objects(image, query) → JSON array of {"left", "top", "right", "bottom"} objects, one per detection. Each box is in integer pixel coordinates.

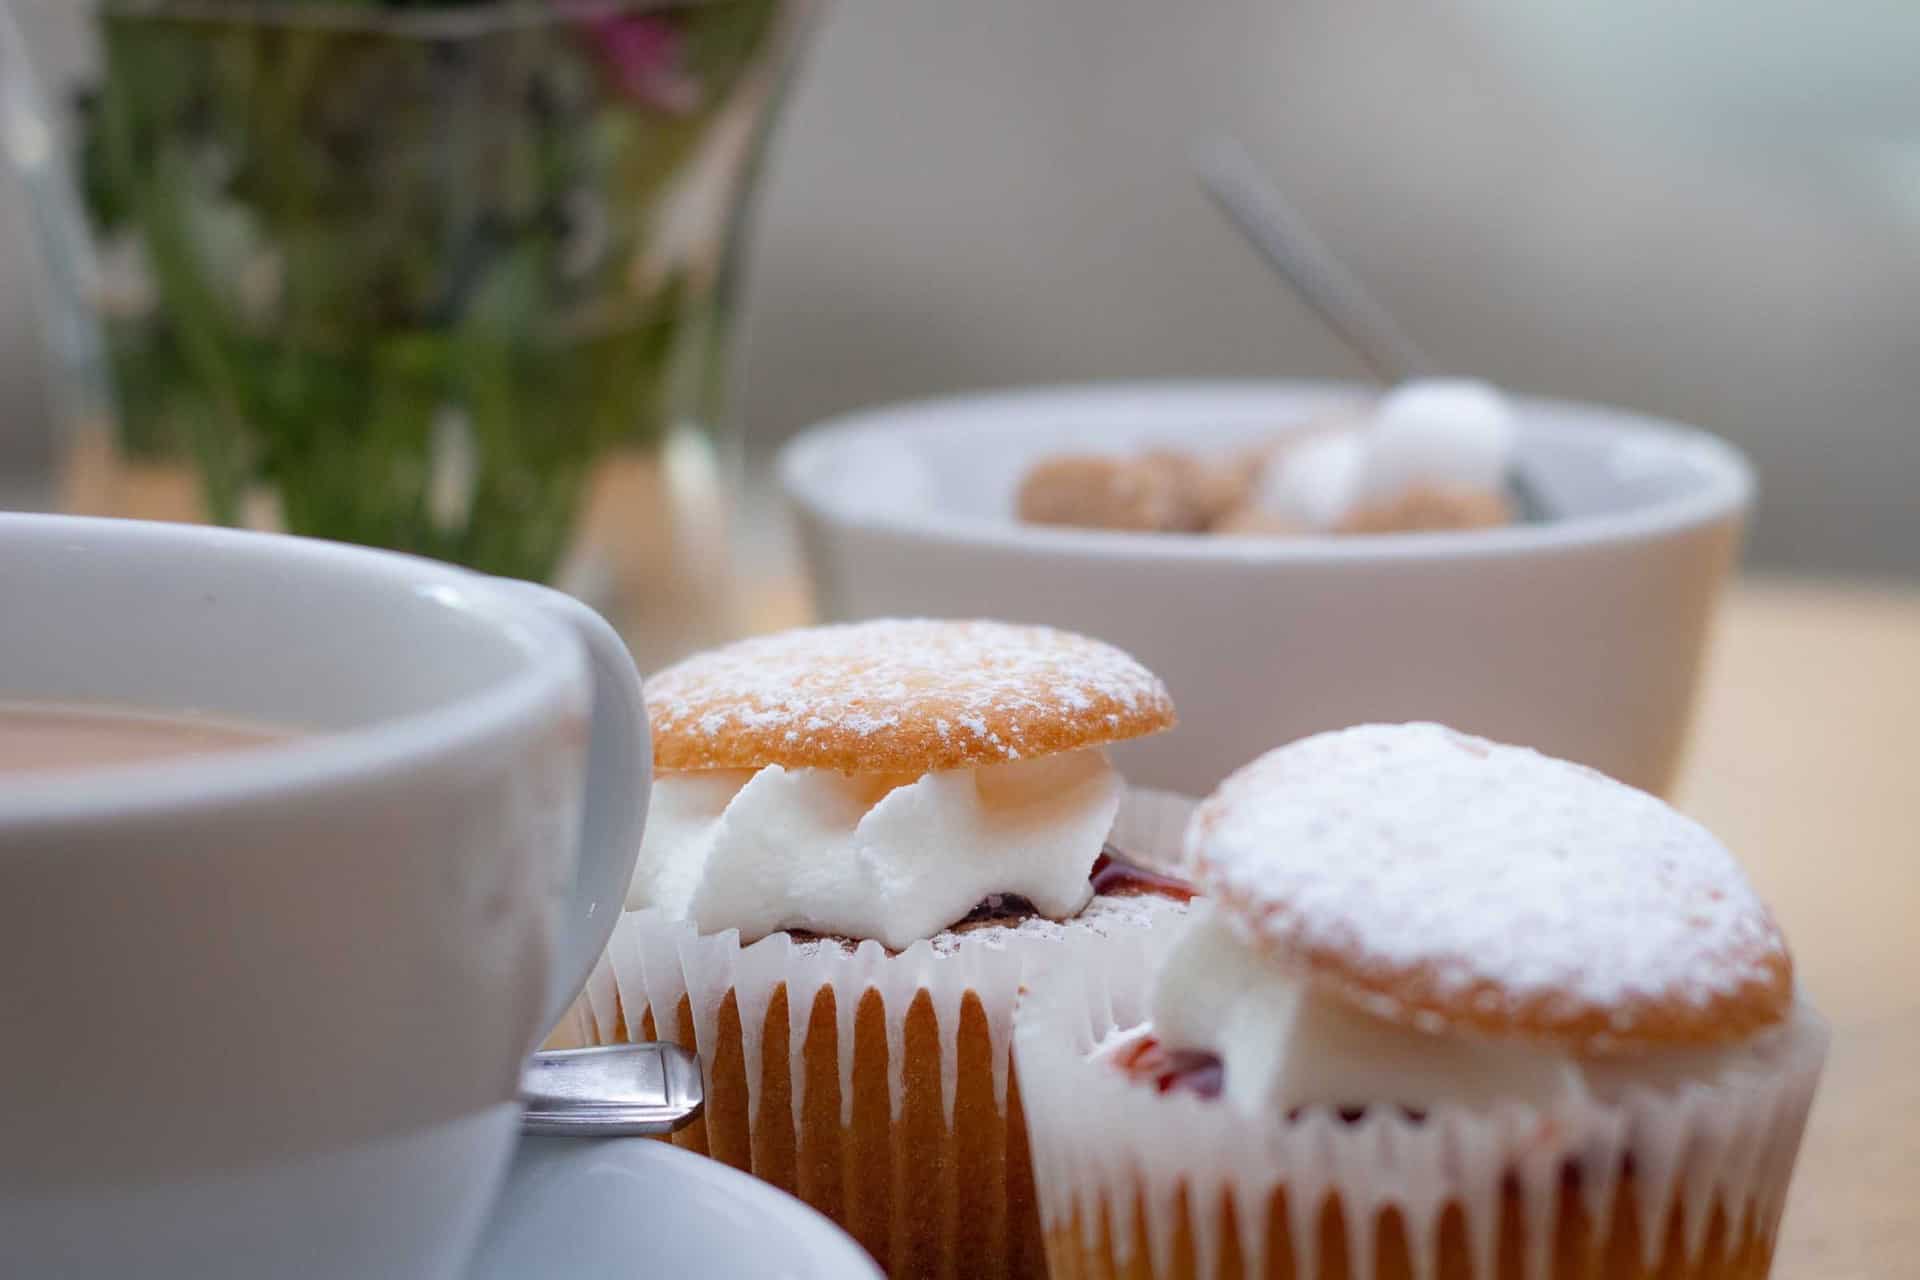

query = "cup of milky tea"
[{"left": 0, "top": 514, "right": 648, "bottom": 1280}]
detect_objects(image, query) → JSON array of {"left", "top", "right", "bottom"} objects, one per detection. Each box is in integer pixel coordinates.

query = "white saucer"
[{"left": 466, "top": 1137, "right": 882, "bottom": 1279}]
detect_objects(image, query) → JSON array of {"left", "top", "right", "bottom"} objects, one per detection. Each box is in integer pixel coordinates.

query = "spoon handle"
[
  {"left": 1195, "top": 137, "right": 1553, "bottom": 523},
  {"left": 519, "top": 1042, "right": 704, "bottom": 1138},
  {"left": 1194, "top": 138, "right": 1438, "bottom": 384}
]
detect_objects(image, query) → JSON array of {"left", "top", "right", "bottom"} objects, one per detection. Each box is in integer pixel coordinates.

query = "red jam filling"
[
  {"left": 1108, "top": 1032, "right": 1224, "bottom": 1099},
  {"left": 1110, "top": 1035, "right": 1422, "bottom": 1123},
  {"left": 947, "top": 846, "right": 1196, "bottom": 930},
  {"left": 786, "top": 845, "right": 1196, "bottom": 950},
  {"left": 1089, "top": 845, "right": 1197, "bottom": 902}
]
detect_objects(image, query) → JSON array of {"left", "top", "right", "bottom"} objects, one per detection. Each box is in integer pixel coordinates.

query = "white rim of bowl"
[
  {"left": 778, "top": 380, "right": 1755, "bottom": 563},
  {"left": 0, "top": 514, "right": 578, "bottom": 831}
]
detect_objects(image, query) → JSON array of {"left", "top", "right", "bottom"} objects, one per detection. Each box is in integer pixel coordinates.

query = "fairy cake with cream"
[
  {"left": 566, "top": 619, "right": 1193, "bottom": 1278},
  {"left": 1014, "top": 723, "right": 1827, "bottom": 1280}
]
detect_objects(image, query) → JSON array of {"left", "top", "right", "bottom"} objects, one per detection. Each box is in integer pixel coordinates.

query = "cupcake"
[
  {"left": 570, "top": 619, "right": 1195, "bottom": 1277},
  {"left": 1015, "top": 723, "right": 1827, "bottom": 1280}
]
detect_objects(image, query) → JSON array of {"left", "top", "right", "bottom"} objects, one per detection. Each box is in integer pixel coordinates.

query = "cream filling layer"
[
  {"left": 1146, "top": 904, "right": 1760, "bottom": 1114},
  {"left": 627, "top": 748, "right": 1120, "bottom": 950}
]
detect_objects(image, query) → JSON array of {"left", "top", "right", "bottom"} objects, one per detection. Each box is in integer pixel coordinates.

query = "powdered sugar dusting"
[
  {"left": 647, "top": 619, "right": 1173, "bottom": 771},
  {"left": 1189, "top": 724, "right": 1789, "bottom": 1039}
]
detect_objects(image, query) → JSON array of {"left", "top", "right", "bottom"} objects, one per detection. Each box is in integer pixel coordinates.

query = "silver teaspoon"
[
  {"left": 519, "top": 1043, "right": 704, "bottom": 1138},
  {"left": 1193, "top": 137, "right": 1550, "bottom": 523}
]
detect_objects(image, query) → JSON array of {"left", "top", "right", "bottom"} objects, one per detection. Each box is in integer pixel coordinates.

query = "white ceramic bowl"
[{"left": 779, "top": 381, "right": 1752, "bottom": 797}]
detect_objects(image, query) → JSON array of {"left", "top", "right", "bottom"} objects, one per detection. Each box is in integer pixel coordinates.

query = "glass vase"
[{"left": 1, "top": 0, "right": 813, "bottom": 669}]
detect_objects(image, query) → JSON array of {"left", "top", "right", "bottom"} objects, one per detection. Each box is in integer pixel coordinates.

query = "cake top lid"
[
  {"left": 647, "top": 619, "right": 1175, "bottom": 774},
  {"left": 1185, "top": 723, "right": 1793, "bottom": 1051}
]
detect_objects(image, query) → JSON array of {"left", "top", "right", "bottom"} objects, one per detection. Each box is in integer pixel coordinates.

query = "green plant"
[{"left": 77, "top": 0, "right": 784, "bottom": 579}]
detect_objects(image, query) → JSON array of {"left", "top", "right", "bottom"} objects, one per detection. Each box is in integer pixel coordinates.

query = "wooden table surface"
[
  {"left": 747, "top": 573, "right": 1918, "bottom": 1276},
  {"left": 1670, "top": 578, "right": 1920, "bottom": 1280}
]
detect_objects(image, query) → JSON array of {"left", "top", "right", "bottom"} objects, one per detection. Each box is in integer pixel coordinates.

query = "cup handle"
[{"left": 490, "top": 581, "right": 650, "bottom": 1037}]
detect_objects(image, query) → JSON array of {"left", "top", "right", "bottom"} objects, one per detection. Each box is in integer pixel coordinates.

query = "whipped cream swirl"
[{"left": 628, "top": 748, "right": 1120, "bottom": 950}]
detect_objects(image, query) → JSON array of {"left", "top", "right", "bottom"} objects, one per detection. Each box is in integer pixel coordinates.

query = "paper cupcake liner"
[
  {"left": 1013, "top": 927, "right": 1828, "bottom": 1280},
  {"left": 573, "top": 786, "right": 1197, "bottom": 1278},
  {"left": 542, "top": 1000, "right": 596, "bottom": 1052}
]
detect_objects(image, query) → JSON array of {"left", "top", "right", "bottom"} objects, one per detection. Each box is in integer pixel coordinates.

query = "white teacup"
[{"left": 0, "top": 515, "right": 648, "bottom": 1278}]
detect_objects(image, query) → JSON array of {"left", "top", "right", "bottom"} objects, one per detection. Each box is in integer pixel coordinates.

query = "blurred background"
[
  {"left": 4, "top": 0, "right": 1916, "bottom": 577},
  {"left": 0, "top": 12, "right": 1912, "bottom": 1271}
]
